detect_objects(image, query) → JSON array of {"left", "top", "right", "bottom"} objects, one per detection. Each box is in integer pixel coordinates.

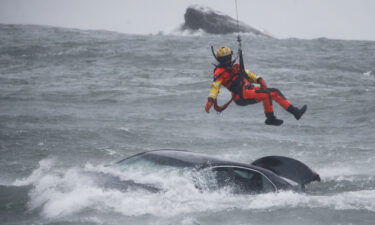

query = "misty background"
[{"left": 1, "top": 0, "right": 375, "bottom": 41}]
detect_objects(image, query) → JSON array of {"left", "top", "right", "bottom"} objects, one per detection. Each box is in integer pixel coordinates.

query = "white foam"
[
  {"left": 18, "top": 159, "right": 375, "bottom": 219},
  {"left": 317, "top": 165, "right": 375, "bottom": 182},
  {"left": 318, "top": 166, "right": 361, "bottom": 178},
  {"left": 159, "top": 25, "right": 207, "bottom": 36},
  {"left": 363, "top": 71, "right": 372, "bottom": 76},
  {"left": 13, "top": 158, "right": 56, "bottom": 186},
  {"left": 118, "top": 127, "right": 130, "bottom": 132}
]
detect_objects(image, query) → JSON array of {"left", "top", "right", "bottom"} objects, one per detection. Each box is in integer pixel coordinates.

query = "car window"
[
  {"left": 233, "top": 168, "right": 255, "bottom": 179},
  {"left": 212, "top": 167, "right": 276, "bottom": 194}
]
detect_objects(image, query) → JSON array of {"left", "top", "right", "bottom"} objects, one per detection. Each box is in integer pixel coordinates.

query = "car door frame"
[{"left": 209, "top": 165, "right": 278, "bottom": 192}]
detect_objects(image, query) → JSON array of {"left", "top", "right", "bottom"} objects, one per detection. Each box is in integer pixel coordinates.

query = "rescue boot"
[
  {"left": 265, "top": 112, "right": 283, "bottom": 126},
  {"left": 287, "top": 105, "right": 307, "bottom": 120}
]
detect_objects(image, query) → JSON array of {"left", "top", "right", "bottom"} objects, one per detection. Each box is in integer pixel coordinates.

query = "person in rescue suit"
[{"left": 205, "top": 46, "right": 307, "bottom": 126}]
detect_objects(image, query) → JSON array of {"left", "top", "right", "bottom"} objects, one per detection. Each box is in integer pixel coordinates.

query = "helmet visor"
[{"left": 217, "top": 55, "right": 232, "bottom": 66}]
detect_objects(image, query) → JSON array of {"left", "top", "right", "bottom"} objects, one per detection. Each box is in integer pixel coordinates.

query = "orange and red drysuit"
[{"left": 206, "top": 63, "right": 292, "bottom": 114}]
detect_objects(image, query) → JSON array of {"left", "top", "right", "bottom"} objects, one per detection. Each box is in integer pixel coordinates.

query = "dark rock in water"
[{"left": 181, "top": 5, "right": 272, "bottom": 37}]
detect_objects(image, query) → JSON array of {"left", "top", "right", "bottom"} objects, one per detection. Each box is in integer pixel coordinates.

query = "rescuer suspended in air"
[{"left": 205, "top": 42, "right": 307, "bottom": 126}]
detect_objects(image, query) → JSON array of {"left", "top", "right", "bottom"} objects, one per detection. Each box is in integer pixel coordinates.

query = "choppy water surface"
[{"left": 1, "top": 24, "right": 375, "bottom": 225}]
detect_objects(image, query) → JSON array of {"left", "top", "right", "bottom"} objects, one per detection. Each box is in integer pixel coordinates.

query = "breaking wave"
[{"left": 13, "top": 158, "right": 375, "bottom": 220}]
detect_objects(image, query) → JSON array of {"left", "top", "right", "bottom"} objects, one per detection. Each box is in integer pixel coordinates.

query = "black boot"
[
  {"left": 265, "top": 112, "right": 283, "bottom": 126},
  {"left": 287, "top": 105, "right": 307, "bottom": 120}
]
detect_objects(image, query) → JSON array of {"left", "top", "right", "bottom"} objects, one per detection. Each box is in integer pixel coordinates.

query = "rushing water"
[{"left": 1, "top": 24, "right": 375, "bottom": 225}]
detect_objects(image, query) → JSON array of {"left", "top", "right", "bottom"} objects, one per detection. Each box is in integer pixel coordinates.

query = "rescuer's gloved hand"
[
  {"left": 205, "top": 97, "right": 214, "bottom": 113},
  {"left": 258, "top": 78, "right": 267, "bottom": 90}
]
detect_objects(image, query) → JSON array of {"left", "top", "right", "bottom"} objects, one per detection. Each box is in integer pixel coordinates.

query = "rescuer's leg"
[
  {"left": 268, "top": 88, "right": 307, "bottom": 120},
  {"left": 286, "top": 105, "right": 307, "bottom": 120},
  {"left": 243, "top": 88, "right": 283, "bottom": 126},
  {"left": 267, "top": 88, "right": 307, "bottom": 120},
  {"left": 264, "top": 112, "right": 284, "bottom": 126}
]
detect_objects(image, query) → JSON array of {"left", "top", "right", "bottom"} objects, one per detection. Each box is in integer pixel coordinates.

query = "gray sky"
[{"left": 1, "top": 0, "right": 374, "bottom": 40}]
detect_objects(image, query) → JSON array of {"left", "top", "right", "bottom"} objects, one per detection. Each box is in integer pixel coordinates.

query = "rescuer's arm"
[
  {"left": 246, "top": 70, "right": 267, "bottom": 89},
  {"left": 257, "top": 78, "right": 267, "bottom": 90},
  {"left": 205, "top": 81, "right": 222, "bottom": 113}
]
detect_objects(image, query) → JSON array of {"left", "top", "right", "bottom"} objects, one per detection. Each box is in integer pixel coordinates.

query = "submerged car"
[{"left": 101, "top": 149, "right": 320, "bottom": 194}]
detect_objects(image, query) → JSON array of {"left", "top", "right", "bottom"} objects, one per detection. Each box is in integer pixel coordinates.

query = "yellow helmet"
[
  {"left": 215, "top": 46, "right": 233, "bottom": 66},
  {"left": 216, "top": 46, "right": 233, "bottom": 58}
]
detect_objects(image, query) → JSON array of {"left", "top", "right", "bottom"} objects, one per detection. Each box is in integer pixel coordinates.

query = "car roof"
[{"left": 127, "top": 149, "right": 264, "bottom": 171}]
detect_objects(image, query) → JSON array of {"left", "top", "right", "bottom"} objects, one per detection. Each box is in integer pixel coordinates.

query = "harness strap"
[
  {"left": 213, "top": 96, "right": 233, "bottom": 113},
  {"left": 213, "top": 70, "right": 227, "bottom": 82},
  {"left": 212, "top": 67, "right": 245, "bottom": 112}
]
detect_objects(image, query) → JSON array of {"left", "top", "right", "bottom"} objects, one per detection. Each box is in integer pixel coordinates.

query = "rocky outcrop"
[{"left": 181, "top": 6, "right": 272, "bottom": 37}]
